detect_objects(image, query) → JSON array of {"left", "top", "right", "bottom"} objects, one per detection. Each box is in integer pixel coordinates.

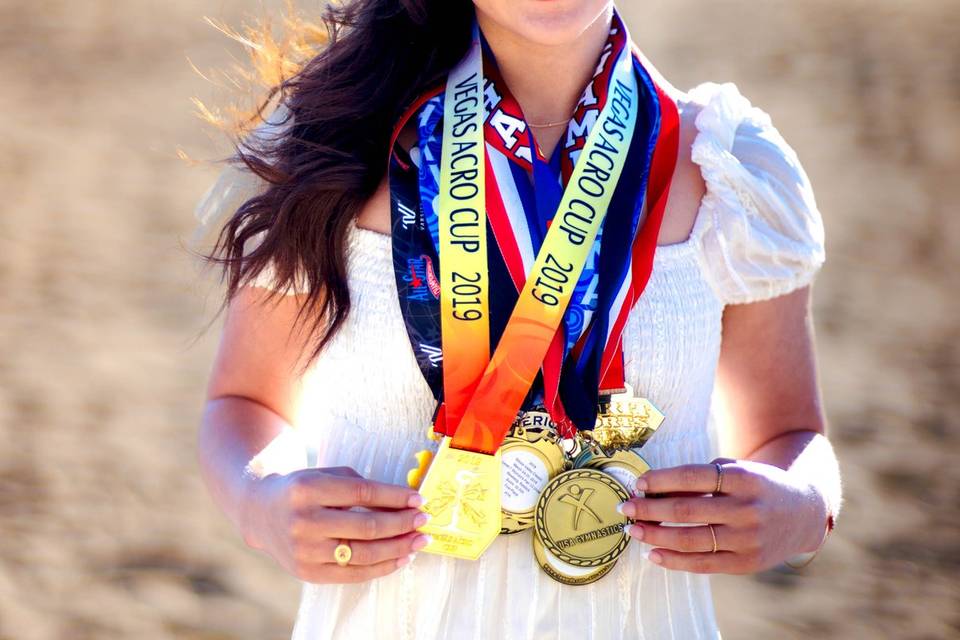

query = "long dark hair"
[{"left": 209, "top": 0, "right": 473, "bottom": 360}]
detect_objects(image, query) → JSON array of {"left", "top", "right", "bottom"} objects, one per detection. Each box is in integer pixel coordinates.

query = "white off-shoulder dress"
[{"left": 197, "top": 82, "right": 825, "bottom": 640}]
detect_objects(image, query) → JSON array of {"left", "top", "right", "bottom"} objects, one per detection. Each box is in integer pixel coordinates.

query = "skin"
[
  {"left": 201, "top": 294, "right": 430, "bottom": 583},
  {"left": 199, "top": 0, "right": 841, "bottom": 584}
]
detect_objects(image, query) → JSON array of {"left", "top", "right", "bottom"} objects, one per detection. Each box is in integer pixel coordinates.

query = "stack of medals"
[
  {"left": 407, "top": 389, "right": 666, "bottom": 585},
  {"left": 500, "top": 387, "right": 664, "bottom": 585},
  {"left": 390, "top": 10, "right": 680, "bottom": 585}
]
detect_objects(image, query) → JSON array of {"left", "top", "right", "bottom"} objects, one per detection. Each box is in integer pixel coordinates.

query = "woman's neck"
[{"left": 476, "top": 8, "right": 614, "bottom": 158}]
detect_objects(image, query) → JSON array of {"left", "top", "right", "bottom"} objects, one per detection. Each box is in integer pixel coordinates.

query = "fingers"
[
  {"left": 619, "top": 495, "right": 747, "bottom": 524},
  {"left": 626, "top": 523, "right": 739, "bottom": 553},
  {"left": 307, "top": 507, "right": 429, "bottom": 541},
  {"left": 295, "top": 531, "right": 431, "bottom": 566},
  {"left": 290, "top": 471, "right": 423, "bottom": 509},
  {"left": 625, "top": 460, "right": 784, "bottom": 575},
  {"left": 343, "top": 532, "right": 431, "bottom": 566},
  {"left": 295, "top": 558, "right": 408, "bottom": 584},
  {"left": 638, "top": 461, "right": 742, "bottom": 496},
  {"left": 322, "top": 467, "right": 363, "bottom": 479},
  {"left": 644, "top": 549, "right": 744, "bottom": 574}
]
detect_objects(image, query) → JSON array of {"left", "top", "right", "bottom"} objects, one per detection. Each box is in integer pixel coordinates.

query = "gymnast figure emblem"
[{"left": 558, "top": 483, "right": 602, "bottom": 530}]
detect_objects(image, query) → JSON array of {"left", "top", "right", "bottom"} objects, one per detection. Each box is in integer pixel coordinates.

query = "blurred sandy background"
[{"left": 0, "top": 1, "right": 957, "bottom": 638}]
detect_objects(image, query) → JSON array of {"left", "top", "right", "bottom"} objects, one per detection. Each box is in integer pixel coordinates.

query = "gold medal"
[
  {"left": 578, "top": 448, "right": 651, "bottom": 498},
  {"left": 534, "top": 468, "right": 630, "bottom": 569},
  {"left": 532, "top": 531, "right": 616, "bottom": 586},
  {"left": 593, "top": 387, "right": 665, "bottom": 450},
  {"left": 500, "top": 416, "right": 568, "bottom": 534},
  {"left": 417, "top": 437, "right": 502, "bottom": 561},
  {"left": 514, "top": 410, "right": 558, "bottom": 432}
]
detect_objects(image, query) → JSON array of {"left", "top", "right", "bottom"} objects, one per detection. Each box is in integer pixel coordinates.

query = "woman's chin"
[{"left": 475, "top": 0, "right": 612, "bottom": 48}]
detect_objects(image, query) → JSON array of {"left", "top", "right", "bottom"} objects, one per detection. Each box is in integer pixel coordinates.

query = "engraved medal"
[
  {"left": 418, "top": 437, "right": 502, "bottom": 560},
  {"left": 500, "top": 414, "right": 568, "bottom": 534},
  {"left": 532, "top": 531, "right": 616, "bottom": 586},
  {"left": 534, "top": 469, "right": 631, "bottom": 570}
]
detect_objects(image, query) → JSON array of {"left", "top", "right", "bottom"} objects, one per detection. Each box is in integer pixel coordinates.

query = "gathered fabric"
[{"left": 205, "top": 81, "right": 825, "bottom": 640}]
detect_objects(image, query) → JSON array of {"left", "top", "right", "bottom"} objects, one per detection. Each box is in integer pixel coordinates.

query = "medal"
[
  {"left": 534, "top": 469, "right": 631, "bottom": 571},
  {"left": 574, "top": 386, "right": 663, "bottom": 496},
  {"left": 418, "top": 437, "right": 502, "bottom": 560},
  {"left": 500, "top": 414, "right": 568, "bottom": 534},
  {"left": 597, "top": 450, "right": 651, "bottom": 497},
  {"left": 576, "top": 444, "right": 652, "bottom": 498},
  {"left": 593, "top": 387, "right": 665, "bottom": 451},
  {"left": 532, "top": 530, "right": 616, "bottom": 586}
]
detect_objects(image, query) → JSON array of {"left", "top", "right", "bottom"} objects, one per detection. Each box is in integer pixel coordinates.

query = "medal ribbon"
[
  {"left": 435, "top": 28, "right": 490, "bottom": 435},
  {"left": 447, "top": 45, "right": 639, "bottom": 454}
]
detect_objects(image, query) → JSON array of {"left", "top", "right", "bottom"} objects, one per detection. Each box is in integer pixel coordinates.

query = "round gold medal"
[
  {"left": 500, "top": 418, "right": 568, "bottom": 534},
  {"left": 532, "top": 531, "right": 616, "bottom": 586},
  {"left": 576, "top": 448, "right": 651, "bottom": 498},
  {"left": 595, "top": 450, "right": 650, "bottom": 498},
  {"left": 534, "top": 468, "right": 630, "bottom": 568}
]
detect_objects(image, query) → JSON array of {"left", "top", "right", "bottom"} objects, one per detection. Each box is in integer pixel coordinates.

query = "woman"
[{"left": 196, "top": 0, "right": 842, "bottom": 637}]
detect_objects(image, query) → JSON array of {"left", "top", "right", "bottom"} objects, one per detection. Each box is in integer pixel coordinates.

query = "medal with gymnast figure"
[
  {"left": 405, "top": 388, "right": 665, "bottom": 582},
  {"left": 498, "top": 389, "right": 664, "bottom": 536},
  {"left": 390, "top": 11, "right": 680, "bottom": 577}
]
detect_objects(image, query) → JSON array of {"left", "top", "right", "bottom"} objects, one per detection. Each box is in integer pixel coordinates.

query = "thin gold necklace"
[{"left": 528, "top": 119, "right": 570, "bottom": 128}]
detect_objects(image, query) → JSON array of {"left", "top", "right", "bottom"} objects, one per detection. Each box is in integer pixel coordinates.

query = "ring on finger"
[
  {"left": 333, "top": 541, "right": 353, "bottom": 567},
  {"left": 708, "top": 524, "right": 718, "bottom": 553},
  {"left": 713, "top": 462, "right": 724, "bottom": 494}
]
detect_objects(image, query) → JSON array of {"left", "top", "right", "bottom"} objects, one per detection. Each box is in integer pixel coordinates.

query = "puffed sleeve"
[
  {"left": 193, "top": 105, "right": 309, "bottom": 295},
  {"left": 687, "top": 82, "right": 826, "bottom": 305}
]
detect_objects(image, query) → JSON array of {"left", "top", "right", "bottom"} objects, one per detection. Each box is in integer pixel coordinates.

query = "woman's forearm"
[{"left": 197, "top": 396, "right": 300, "bottom": 539}]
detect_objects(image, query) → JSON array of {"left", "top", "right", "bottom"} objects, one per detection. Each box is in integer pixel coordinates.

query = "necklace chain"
[
  {"left": 527, "top": 107, "right": 576, "bottom": 129},
  {"left": 527, "top": 118, "right": 571, "bottom": 129}
]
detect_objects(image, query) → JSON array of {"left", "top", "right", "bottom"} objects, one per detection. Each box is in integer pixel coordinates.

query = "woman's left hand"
[{"left": 618, "top": 459, "right": 829, "bottom": 574}]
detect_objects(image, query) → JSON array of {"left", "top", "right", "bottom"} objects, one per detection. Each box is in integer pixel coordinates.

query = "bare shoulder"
[{"left": 656, "top": 85, "right": 708, "bottom": 246}]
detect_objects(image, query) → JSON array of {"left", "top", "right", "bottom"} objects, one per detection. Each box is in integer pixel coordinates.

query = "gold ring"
[
  {"left": 709, "top": 524, "right": 718, "bottom": 553},
  {"left": 714, "top": 462, "right": 724, "bottom": 494},
  {"left": 334, "top": 542, "right": 352, "bottom": 567}
]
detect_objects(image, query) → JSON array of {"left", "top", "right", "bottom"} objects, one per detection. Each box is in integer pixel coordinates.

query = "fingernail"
[
  {"left": 649, "top": 550, "right": 663, "bottom": 565},
  {"left": 411, "top": 534, "right": 431, "bottom": 551},
  {"left": 635, "top": 477, "right": 648, "bottom": 492},
  {"left": 617, "top": 501, "right": 634, "bottom": 518},
  {"left": 396, "top": 554, "right": 412, "bottom": 568},
  {"left": 408, "top": 493, "right": 424, "bottom": 508},
  {"left": 414, "top": 512, "right": 431, "bottom": 528},
  {"left": 625, "top": 524, "right": 644, "bottom": 540}
]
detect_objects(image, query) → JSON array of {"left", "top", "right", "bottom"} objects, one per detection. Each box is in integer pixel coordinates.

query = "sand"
[{"left": 0, "top": 1, "right": 957, "bottom": 638}]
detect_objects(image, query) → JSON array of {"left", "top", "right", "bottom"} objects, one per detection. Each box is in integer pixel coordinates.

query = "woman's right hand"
[{"left": 240, "top": 467, "right": 430, "bottom": 584}]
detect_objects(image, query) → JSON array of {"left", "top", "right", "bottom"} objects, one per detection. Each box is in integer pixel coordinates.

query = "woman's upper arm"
[
  {"left": 714, "top": 286, "right": 826, "bottom": 459},
  {"left": 206, "top": 286, "right": 313, "bottom": 425}
]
